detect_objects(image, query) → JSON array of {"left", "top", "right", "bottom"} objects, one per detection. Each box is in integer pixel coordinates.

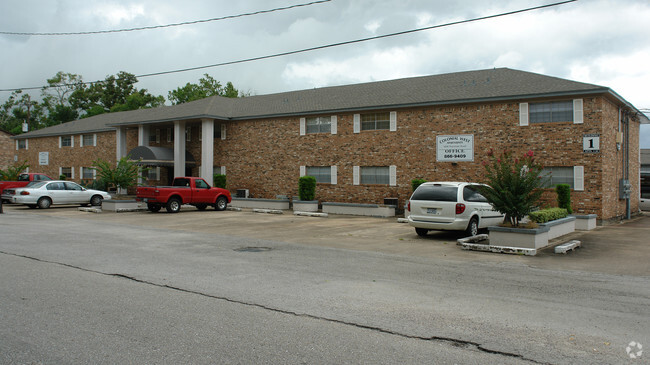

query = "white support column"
[
  {"left": 174, "top": 121, "right": 186, "bottom": 178},
  {"left": 138, "top": 125, "right": 150, "bottom": 146},
  {"left": 116, "top": 127, "right": 127, "bottom": 161},
  {"left": 200, "top": 119, "right": 214, "bottom": 186}
]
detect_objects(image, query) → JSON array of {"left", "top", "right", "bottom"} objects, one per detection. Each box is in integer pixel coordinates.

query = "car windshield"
[
  {"left": 411, "top": 185, "right": 458, "bottom": 202},
  {"left": 17, "top": 174, "right": 30, "bottom": 182}
]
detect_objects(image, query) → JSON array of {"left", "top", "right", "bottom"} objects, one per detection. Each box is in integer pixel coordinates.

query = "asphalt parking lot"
[{"left": 2, "top": 203, "right": 649, "bottom": 276}]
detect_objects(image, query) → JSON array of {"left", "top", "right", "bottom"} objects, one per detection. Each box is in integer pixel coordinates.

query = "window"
[
  {"left": 64, "top": 182, "right": 83, "bottom": 191},
  {"left": 529, "top": 101, "right": 573, "bottom": 123},
  {"left": 306, "top": 166, "right": 331, "bottom": 183},
  {"left": 360, "top": 166, "right": 390, "bottom": 184},
  {"left": 306, "top": 117, "right": 331, "bottom": 134},
  {"left": 147, "top": 167, "right": 160, "bottom": 181},
  {"left": 17, "top": 140, "right": 27, "bottom": 150},
  {"left": 361, "top": 112, "right": 390, "bottom": 131},
  {"left": 47, "top": 182, "right": 66, "bottom": 190},
  {"left": 81, "top": 167, "right": 94, "bottom": 179},
  {"left": 186, "top": 126, "right": 192, "bottom": 142},
  {"left": 60, "top": 167, "right": 73, "bottom": 179},
  {"left": 82, "top": 134, "right": 95, "bottom": 147},
  {"left": 195, "top": 179, "right": 209, "bottom": 189},
  {"left": 61, "top": 136, "right": 72, "bottom": 147},
  {"left": 411, "top": 185, "right": 458, "bottom": 202},
  {"left": 463, "top": 185, "right": 488, "bottom": 202},
  {"left": 167, "top": 128, "right": 173, "bottom": 142},
  {"left": 149, "top": 129, "right": 160, "bottom": 144},
  {"left": 541, "top": 167, "right": 574, "bottom": 188}
]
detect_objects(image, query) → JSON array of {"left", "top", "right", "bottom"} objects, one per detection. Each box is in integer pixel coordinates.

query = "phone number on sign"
[{"left": 444, "top": 154, "right": 467, "bottom": 159}]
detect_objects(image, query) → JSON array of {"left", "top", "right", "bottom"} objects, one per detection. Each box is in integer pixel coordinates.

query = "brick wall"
[{"left": 0, "top": 131, "right": 14, "bottom": 170}]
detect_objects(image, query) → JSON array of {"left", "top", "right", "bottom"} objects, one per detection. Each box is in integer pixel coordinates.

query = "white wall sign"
[
  {"left": 39, "top": 152, "right": 49, "bottom": 165},
  {"left": 583, "top": 134, "right": 600, "bottom": 153},
  {"left": 437, "top": 135, "right": 474, "bottom": 162}
]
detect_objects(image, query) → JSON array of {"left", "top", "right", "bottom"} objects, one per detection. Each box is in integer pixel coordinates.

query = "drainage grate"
[{"left": 234, "top": 246, "right": 272, "bottom": 252}]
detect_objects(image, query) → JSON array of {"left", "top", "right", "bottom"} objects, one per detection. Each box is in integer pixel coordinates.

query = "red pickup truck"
[
  {"left": 136, "top": 176, "right": 232, "bottom": 213},
  {"left": 1, "top": 173, "right": 53, "bottom": 201}
]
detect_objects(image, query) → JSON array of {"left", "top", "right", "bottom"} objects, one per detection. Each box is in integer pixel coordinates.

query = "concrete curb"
[
  {"left": 293, "top": 211, "right": 328, "bottom": 218},
  {"left": 554, "top": 240, "right": 581, "bottom": 254},
  {"left": 253, "top": 208, "right": 284, "bottom": 214}
]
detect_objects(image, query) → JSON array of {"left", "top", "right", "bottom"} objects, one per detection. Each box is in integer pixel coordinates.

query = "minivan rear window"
[{"left": 411, "top": 185, "right": 458, "bottom": 202}]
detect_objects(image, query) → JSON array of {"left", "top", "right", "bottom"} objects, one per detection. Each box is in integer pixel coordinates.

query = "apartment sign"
[
  {"left": 583, "top": 134, "right": 600, "bottom": 153},
  {"left": 39, "top": 152, "right": 49, "bottom": 165},
  {"left": 437, "top": 135, "right": 474, "bottom": 162}
]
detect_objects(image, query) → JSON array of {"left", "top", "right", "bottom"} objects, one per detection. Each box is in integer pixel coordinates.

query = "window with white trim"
[
  {"left": 147, "top": 167, "right": 160, "bottom": 180},
  {"left": 540, "top": 166, "right": 575, "bottom": 188},
  {"left": 361, "top": 112, "right": 391, "bottom": 131},
  {"left": 61, "top": 136, "right": 72, "bottom": 147},
  {"left": 186, "top": 126, "right": 192, "bottom": 141},
  {"left": 529, "top": 101, "right": 573, "bottom": 123},
  {"left": 360, "top": 166, "right": 390, "bottom": 184},
  {"left": 17, "top": 139, "right": 27, "bottom": 150},
  {"left": 82, "top": 134, "right": 96, "bottom": 147},
  {"left": 306, "top": 117, "right": 331, "bottom": 134},
  {"left": 60, "top": 167, "right": 73, "bottom": 179},
  {"left": 81, "top": 167, "right": 95, "bottom": 180},
  {"left": 149, "top": 129, "right": 160, "bottom": 144},
  {"left": 306, "top": 166, "right": 331, "bottom": 183}
]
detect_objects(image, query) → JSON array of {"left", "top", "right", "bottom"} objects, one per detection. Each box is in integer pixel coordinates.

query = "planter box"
[
  {"left": 322, "top": 202, "right": 395, "bottom": 217},
  {"left": 101, "top": 199, "right": 145, "bottom": 212},
  {"left": 488, "top": 225, "right": 550, "bottom": 249},
  {"left": 538, "top": 216, "right": 576, "bottom": 240},
  {"left": 292, "top": 200, "right": 319, "bottom": 212},
  {"left": 231, "top": 197, "right": 290, "bottom": 210},
  {"left": 571, "top": 214, "right": 597, "bottom": 230}
]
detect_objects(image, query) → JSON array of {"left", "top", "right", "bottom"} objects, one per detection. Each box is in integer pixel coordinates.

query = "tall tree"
[
  {"left": 41, "top": 71, "right": 83, "bottom": 126},
  {"left": 0, "top": 90, "right": 45, "bottom": 134},
  {"left": 168, "top": 74, "right": 242, "bottom": 105}
]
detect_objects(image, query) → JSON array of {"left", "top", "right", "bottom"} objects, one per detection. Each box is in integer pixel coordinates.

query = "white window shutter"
[
  {"left": 70, "top": 136, "right": 74, "bottom": 147},
  {"left": 389, "top": 165, "right": 397, "bottom": 186},
  {"left": 220, "top": 166, "right": 226, "bottom": 175},
  {"left": 71, "top": 167, "right": 74, "bottom": 179},
  {"left": 353, "top": 166, "right": 360, "bottom": 185},
  {"left": 574, "top": 166, "right": 584, "bottom": 191},
  {"left": 573, "top": 99, "right": 584, "bottom": 124},
  {"left": 331, "top": 115, "right": 337, "bottom": 135},
  {"left": 353, "top": 114, "right": 360, "bottom": 133},
  {"left": 26, "top": 139, "right": 28, "bottom": 150},
  {"left": 93, "top": 134, "right": 97, "bottom": 146},
  {"left": 15, "top": 140, "right": 18, "bottom": 150},
  {"left": 519, "top": 103, "right": 529, "bottom": 126},
  {"left": 221, "top": 124, "right": 226, "bottom": 140},
  {"left": 300, "top": 166, "right": 306, "bottom": 177},
  {"left": 59, "top": 167, "right": 62, "bottom": 177},
  {"left": 389, "top": 111, "right": 397, "bottom": 131},
  {"left": 59, "top": 137, "right": 62, "bottom": 148},
  {"left": 80, "top": 135, "right": 84, "bottom": 147},
  {"left": 331, "top": 165, "right": 337, "bottom": 185},
  {"left": 300, "top": 118, "right": 306, "bottom": 136}
]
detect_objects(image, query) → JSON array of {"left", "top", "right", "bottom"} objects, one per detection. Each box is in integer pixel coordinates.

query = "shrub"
[
  {"left": 59, "top": 174, "right": 67, "bottom": 180},
  {"left": 298, "top": 176, "right": 317, "bottom": 201},
  {"left": 528, "top": 208, "right": 569, "bottom": 223},
  {"left": 555, "top": 184, "right": 573, "bottom": 214},
  {"left": 0, "top": 161, "right": 29, "bottom": 181},
  {"left": 213, "top": 174, "right": 226, "bottom": 189},
  {"left": 411, "top": 178, "right": 427, "bottom": 192},
  {"left": 479, "top": 149, "right": 549, "bottom": 227},
  {"left": 92, "top": 157, "right": 141, "bottom": 191}
]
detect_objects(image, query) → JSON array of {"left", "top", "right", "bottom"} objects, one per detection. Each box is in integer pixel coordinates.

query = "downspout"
[{"left": 625, "top": 112, "right": 631, "bottom": 219}]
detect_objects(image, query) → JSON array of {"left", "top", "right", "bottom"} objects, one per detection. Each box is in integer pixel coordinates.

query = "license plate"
[{"left": 427, "top": 208, "right": 438, "bottom": 214}]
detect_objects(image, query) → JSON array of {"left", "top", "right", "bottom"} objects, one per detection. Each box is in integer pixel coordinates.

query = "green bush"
[
  {"left": 555, "top": 184, "right": 572, "bottom": 214},
  {"left": 213, "top": 174, "right": 226, "bottom": 189},
  {"left": 528, "top": 208, "right": 569, "bottom": 223},
  {"left": 411, "top": 178, "right": 427, "bottom": 192},
  {"left": 59, "top": 174, "right": 67, "bottom": 180},
  {"left": 298, "top": 175, "right": 317, "bottom": 201}
]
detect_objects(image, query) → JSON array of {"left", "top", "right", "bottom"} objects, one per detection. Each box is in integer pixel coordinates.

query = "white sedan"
[{"left": 3, "top": 180, "right": 111, "bottom": 209}]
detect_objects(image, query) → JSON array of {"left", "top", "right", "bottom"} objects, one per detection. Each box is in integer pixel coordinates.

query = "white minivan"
[{"left": 407, "top": 182, "right": 504, "bottom": 237}]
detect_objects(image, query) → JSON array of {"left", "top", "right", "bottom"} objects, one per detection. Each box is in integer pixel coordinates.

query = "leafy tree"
[
  {"left": 298, "top": 175, "right": 317, "bottom": 201},
  {"left": 41, "top": 71, "right": 83, "bottom": 125},
  {"left": 91, "top": 157, "right": 143, "bottom": 191},
  {"left": 478, "top": 149, "right": 549, "bottom": 227},
  {"left": 0, "top": 161, "right": 30, "bottom": 180},
  {"left": 0, "top": 90, "right": 45, "bottom": 134},
  {"left": 168, "top": 74, "right": 242, "bottom": 105}
]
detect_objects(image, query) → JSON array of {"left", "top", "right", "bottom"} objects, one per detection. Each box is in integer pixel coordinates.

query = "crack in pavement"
[{"left": 2, "top": 250, "right": 551, "bottom": 365}]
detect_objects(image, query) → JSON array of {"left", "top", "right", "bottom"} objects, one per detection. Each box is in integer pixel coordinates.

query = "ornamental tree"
[{"left": 479, "top": 149, "right": 548, "bottom": 227}]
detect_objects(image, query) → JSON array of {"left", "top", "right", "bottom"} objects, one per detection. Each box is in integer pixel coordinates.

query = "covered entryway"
[{"left": 127, "top": 146, "right": 196, "bottom": 185}]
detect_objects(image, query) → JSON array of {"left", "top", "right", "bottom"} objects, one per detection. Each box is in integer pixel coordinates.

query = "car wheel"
[
  {"left": 466, "top": 217, "right": 479, "bottom": 237},
  {"left": 37, "top": 197, "right": 52, "bottom": 209},
  {"left": 147, "top": 203, "right": 161, "bottom": 213},
  {"left": 215, "top": 196, "right": 228, "bottom": 211},
  {"left": 166, "top": 197, "right": 182, "bottom": 213},
  {"left": 415, "top": 228, "right": 429, "bottom": 237},
  {"left": 90, "top": 195, "right": 103, "bottom": 206},
  {"left": 196, "top": 204, "right": 208, "bottom": 211}
]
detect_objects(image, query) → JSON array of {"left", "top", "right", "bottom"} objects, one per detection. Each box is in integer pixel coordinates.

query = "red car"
[{"left": 136, "top": 176, "right": 231, "bottom": 213}]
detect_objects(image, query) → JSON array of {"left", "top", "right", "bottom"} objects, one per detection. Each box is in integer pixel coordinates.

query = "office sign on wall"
[
  {"left": 437, "top": 135, "right": 474, "bottom": 162},
  {"left": 39, "top": 152, "right": 49, "bottom": 165}
]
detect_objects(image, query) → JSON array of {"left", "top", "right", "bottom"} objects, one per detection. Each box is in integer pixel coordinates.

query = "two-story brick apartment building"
[{"left": 11, "top": 68, "right": 648, "bottom": 220}]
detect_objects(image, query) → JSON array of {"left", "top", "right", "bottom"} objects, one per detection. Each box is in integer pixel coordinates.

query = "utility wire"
[
  {"left": 0, "top": 0, "right": 331, "bottom": 36},
  {"left": 0, "top": 0, "right": 576, "bottom": 92}
]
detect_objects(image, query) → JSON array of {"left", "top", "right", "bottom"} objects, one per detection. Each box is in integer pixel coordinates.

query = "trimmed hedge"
[
  {"left": 213, "top": 174, "right": 226, "bottom": 189},
  {"left": 528, "top": 208, "right": 569, "bottom": 223},
  {"left": 411, "top": 178, "right": 427, "bottom": 192},
  {"left": 298, "top": 175, "right": 317, "bottom": 201},
  {"left": 555, "top": 184, "right": 573, "bottom": 214}
]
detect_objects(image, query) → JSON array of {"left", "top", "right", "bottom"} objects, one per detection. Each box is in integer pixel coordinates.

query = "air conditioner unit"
[{"left": 236, "top": 189, "right": 249, "bottom": 198}]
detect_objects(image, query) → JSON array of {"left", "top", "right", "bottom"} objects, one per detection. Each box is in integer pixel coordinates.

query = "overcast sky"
[{"left": 1, "top": 0, "right": 648, "bottom": 147}]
